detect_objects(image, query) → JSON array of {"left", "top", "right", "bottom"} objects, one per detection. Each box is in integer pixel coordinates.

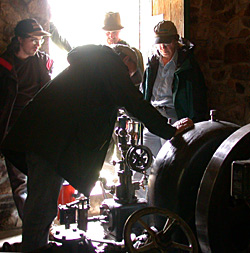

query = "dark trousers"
[
  {"left": 22, "top": 151, "right": 63, "bottom": 252},
  {"left": 5, "top": 158, "right": 27, "bottom": 220}
]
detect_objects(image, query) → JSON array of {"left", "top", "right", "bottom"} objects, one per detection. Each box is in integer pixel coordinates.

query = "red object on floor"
[{"left": 57, "top": 182, "right": 76, "bottom": 219}]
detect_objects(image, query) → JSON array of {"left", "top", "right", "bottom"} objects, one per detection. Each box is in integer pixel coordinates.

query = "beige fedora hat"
[{"left": 102, "top": 12, "right": 124, "bottom": 31}]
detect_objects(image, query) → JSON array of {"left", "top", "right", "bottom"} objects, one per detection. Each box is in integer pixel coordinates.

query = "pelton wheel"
[
  {"left": 124, "top": 207, "right": 198, "bottom": 253},
  {"left": 126, "top": 145, "right": 153, "bottom": 173},
  {"left": 196, "top": 123, "right": 250, "bottom": 253}
]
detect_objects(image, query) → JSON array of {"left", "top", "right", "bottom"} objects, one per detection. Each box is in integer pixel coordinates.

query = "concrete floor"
[
  {"left": 0, "top": 228, "right": 22, "bottom": 249},
  {"left": 0, "top": 222, "right": 111, "bottom": 251}
]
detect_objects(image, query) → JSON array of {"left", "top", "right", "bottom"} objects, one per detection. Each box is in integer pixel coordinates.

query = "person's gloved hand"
[{"left": 173, "top": 118, "right": 194, "bottom": 136}]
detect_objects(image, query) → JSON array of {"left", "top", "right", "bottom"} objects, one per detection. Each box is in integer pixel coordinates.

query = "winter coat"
[
  {"left": 2, "top": 45, "right": 176, "bottom": 195},
  {"left": 141, "top": 39, "right": 208, "bottom": 123},
  {"left": 0, "top": 49, "right": 53, "bottom": 144}
]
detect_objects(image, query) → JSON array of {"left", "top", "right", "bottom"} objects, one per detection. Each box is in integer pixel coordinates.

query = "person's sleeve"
[
  {"left": 106, "top": 58, "right": 176, "bottom": 140},
  {"left": 130, "top": 47, "right": 144, "bottom": 86},
  {"left": 50, "top": 22, "right": 72, "bottom": 52},
  {"left": 37, "top": 52, "right": 54, "bottom": 85}
]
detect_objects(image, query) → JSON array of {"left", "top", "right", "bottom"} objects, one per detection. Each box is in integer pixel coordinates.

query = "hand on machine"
[
  {"left": 48, "top": 112, "right": 198, "bottom": 252},
  {"left": 173, "top": 117, "right": 194, "bottom": 136}
]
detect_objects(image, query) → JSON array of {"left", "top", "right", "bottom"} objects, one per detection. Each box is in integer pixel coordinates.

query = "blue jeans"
[{"left": 22, "top": 152, "right": 63, "bottom": 252}]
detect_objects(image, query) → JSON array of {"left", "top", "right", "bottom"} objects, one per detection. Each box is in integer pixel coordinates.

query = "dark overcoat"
[{"left": 2, "top": 45, "right": 176, "bottom": 195}]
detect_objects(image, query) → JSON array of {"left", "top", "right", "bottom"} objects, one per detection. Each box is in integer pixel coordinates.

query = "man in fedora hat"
[
  {"left": 102, "top": 12, "right": 129, "bottom": 46},
  {"left": 2, "top": 44, "right": 193, "bottom": 251},
  {"left": 0, "top": 18, "right": 53, "bottom": 222},
  {"left": 102, "top": 12, "right": 144, "bottom": 165},
  {"left": 102, "top": 11, "right": 143, "bottom": 86}
]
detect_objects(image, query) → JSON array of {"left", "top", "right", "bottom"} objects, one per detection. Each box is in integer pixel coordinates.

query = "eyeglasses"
[{"left": 28, "top": 37, "right": 44, "bottom": 45}]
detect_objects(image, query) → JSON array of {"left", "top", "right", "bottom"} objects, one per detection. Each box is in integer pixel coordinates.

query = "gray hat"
[
  {"left": 154, "top": 20, "right": 179, "bottom": 44},
  {"left": 14, "top": 18, "right": 51, "bottom": 37},
  {"left": 102, "top": 12, "right": 124, "bottom": 31},
  {"left": 112, "top": 44, "right": 137, "bottom": 66}
]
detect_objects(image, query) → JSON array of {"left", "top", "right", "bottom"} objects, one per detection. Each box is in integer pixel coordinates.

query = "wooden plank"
[
  {"left": 170, "top": 0, "right": 184, "bottom": 37},
  {"left": 152, "top": 0, "right": 184, "bottom": 37}
]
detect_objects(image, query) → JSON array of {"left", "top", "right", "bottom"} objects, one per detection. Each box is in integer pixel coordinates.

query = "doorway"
[{"left": 48, "top": 0, "right": 141, "bottom": 77}]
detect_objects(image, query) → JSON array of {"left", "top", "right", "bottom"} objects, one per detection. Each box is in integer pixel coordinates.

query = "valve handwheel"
[
  {"left": 126, "top": 145, "right": 153, "bottom": 173},
  {"left": 123, "top": 207, "right": 198, "bottom": 253}
]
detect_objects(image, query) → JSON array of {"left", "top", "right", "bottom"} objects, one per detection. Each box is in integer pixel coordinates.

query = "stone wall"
[
  {"left": 190, "top": 0, "right": 250, "bottom": 126},
  {"left": 0, "top": 0, "right": 50, "bottom": 230}
]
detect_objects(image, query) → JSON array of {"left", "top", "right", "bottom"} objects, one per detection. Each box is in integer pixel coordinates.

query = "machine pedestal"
[{"left": 100, "top": 198, "right": 147, "bottom": 242}]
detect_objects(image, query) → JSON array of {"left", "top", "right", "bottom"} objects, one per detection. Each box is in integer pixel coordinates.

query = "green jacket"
[{"left": 141, "top": 39, "right": 208, "bottom": 123}]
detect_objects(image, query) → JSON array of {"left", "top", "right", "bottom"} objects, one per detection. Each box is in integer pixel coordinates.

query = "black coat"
[
  {"left": 0, "top": 50, "right": 53, "bottom": 144},
  {"left": 2, "top": 45, "right": 176, "bottom": 195}
]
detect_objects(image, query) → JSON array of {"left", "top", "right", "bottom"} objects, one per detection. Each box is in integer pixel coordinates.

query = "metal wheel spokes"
[
  {"left": 124, "top": 207, "right": 198, "bottom": 253},
  {"left": 126, "top": 145, "right": 153, "bottom": 173}
]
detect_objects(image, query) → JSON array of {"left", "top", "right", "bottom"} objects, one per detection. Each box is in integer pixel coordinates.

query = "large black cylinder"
[{"left": 148, "top": 120, "right": 239, "bottom": 241}]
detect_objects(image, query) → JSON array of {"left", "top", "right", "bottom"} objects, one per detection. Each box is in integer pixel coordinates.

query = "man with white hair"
[
  {"left": 133, "top": 20, "right": 207, "bottom": 199},
  {"left": 141, "top": 20, "right": 208, "bottom": 157}
]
